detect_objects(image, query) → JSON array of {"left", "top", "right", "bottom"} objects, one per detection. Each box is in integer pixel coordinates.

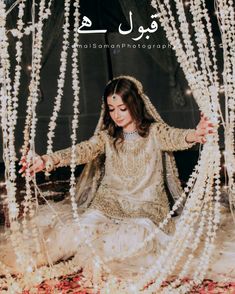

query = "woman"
[
  {"left": 21, "top": 76, "right": 210, "bottom": 227},
  {"left": 1, "top": 76, "right": 222, "bottom": 286}
]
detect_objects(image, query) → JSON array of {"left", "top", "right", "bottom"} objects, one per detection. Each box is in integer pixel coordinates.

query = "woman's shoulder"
[
  {"left": 149, "top": 121, "right": 167, "bottom": 133},
  {"left": 94, "top": 129, "right": 113, "bottom": 144},
  {"left": 149, "top": 121, "right": 159, "bottom": 132},
  {"left": 148, "top": 121, "right": 165, "bottom": 142},
  {"left": 92, "top": 129, "right": 108, "bottom": 140}
]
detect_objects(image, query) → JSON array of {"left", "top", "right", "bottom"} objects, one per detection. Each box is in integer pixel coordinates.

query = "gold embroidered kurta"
[{"left": 47, "top": 122, "right": 195, "bottom": 232}]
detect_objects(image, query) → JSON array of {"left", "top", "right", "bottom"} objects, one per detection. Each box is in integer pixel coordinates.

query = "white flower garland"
[
  {"left": 11, "top": 0, "right": 26, "bottom": 131},
  {"left": 69, "top": 0, "right": 80, "bottom": 221},
  {"left": 9, "top": 0, "right": 53, "bottom": 38},
  {"left": 46, "top": 0, "right": 71, "bottom": 157},
  {"left": 21, "top": 0, "right": 49, "bottom": 271}
]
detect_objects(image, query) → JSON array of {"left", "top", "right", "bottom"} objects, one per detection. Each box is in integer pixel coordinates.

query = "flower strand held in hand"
[
  {"left": 186, "top": 113, "right": 215, "bottom": 144},
  {"left": 19, "top": 151, "right": 45, "bottom": 177}
]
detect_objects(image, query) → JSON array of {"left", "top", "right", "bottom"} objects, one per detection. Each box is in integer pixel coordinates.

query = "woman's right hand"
[{"left": 19, "top": 153, "right": 45, "bottom": 176}]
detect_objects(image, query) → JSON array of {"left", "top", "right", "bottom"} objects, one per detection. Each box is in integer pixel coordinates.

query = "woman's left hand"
[
  {"left": 194, "top": 113, "right": 215, "bottom": 144},
  {"left": 186, "top": 113, "right": 215, "bottom": 144}
]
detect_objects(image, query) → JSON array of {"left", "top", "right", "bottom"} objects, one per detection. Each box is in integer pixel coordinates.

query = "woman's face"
[{"left": 107, "top": 94, "right": 135, "bottom": 131}]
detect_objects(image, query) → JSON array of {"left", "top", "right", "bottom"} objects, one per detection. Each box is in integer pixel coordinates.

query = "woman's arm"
[
  {"left": 154, "top": 114, "right": 214, "bottom": 152},
  {"left": 19, "top": 131, "right": 106, "bottom": 175},
  {"left": 45, "top": 131, "right": 106, "bottom": 170}
]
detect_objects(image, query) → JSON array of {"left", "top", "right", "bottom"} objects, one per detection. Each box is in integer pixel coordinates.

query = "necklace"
[{"left": 123, "top": 129, "right": 139, "bottom": 140}]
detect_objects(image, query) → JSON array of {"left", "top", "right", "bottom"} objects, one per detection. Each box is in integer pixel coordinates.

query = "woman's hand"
[
  {"left": 19, "top": 152, "right": 45, "bottom": 176},
  {"left": 186, "top": 113, "right": 215, "bottom": 144}
]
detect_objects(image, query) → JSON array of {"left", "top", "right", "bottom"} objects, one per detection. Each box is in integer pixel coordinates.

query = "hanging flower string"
[
  {"left": 9, "top": 0, "right": 53, "bottom": 38},
  {"left": 21, "top": 0, "right": 49, "bottom": 273},
  {"left": 69, "top": 0, "right": 80, "bottom": 222},
  {"left": 68, "top": 2, "right": 114, "bottom": 291},
  {"left": 22, "top": 0, "right": 53, "bottom": 155},
  {"left": 46, "top": 0, "right": 71, "bottom": 158},
  {"left": 11, "top": 0, "right": 26, "bottom": 132}
]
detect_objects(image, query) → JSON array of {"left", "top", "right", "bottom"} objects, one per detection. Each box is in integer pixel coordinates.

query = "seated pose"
[{"left": 2, "top": 76, "right": 233, "bottom": 288}]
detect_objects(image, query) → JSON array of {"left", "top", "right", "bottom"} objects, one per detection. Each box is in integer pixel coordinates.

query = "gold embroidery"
[
  {"left": 47, "top": 131, "right": 106, "bottom": 169},
  {"left": 109, "top": 138, "right": 151, "bottom": 190},
  {"left": 152, "top": 122, "right": 195, "bottom": 151},
  {"left": 90, "top": 184, "right": 174, "bottom": 233}
]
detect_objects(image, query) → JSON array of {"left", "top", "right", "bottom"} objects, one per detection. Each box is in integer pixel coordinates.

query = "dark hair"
[{"left": 102, "top": 78, "right": 155, "bottom": 148}]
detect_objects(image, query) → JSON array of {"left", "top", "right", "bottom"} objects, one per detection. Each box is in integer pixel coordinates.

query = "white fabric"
[{"left": 0, "top": 203, "right": 234, "bottom": 283}]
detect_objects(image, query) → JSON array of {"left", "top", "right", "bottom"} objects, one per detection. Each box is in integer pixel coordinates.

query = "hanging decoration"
[{"left": 46, "top": 0, "right": 71, "bottom": 157}]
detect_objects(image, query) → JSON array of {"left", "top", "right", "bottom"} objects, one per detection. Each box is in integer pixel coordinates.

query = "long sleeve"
[
  {"left": 42, "top": 131, "right": 106, "bottom": 171},
  {"left": 152, "top": 122, "right": 196, "bottom": 151}
]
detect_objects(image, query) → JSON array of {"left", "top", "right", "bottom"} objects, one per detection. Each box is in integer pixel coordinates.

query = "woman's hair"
[{"left": 102, "top": 77, "right": 155, "bottom": 148}]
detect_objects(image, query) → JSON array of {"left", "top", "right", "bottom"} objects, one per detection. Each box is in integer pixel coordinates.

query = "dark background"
[{"left": 1, "top": 0, "right": 224, "bottom": 181}]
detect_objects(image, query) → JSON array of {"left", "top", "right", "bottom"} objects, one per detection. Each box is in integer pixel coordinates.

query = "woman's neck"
[{"left": 122, "top": 122, "right": 136, "bottom": 133}]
